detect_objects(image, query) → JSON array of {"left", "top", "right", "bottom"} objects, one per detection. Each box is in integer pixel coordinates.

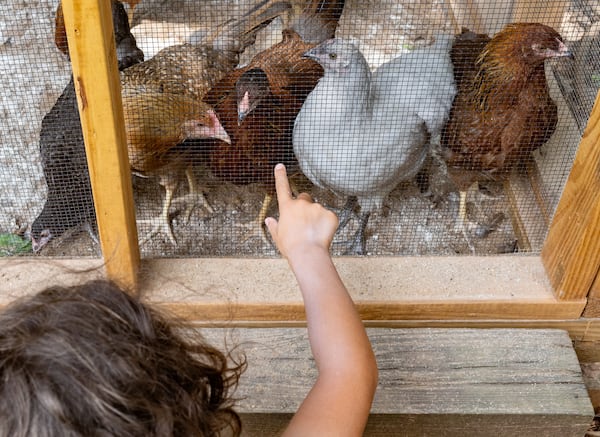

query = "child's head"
[{"left": 0, "top": 280, "right": 245, "bottom": 436}]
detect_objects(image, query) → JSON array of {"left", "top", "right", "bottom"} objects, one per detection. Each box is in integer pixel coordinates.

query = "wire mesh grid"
[{"left": 0, "top": 0, "right": 597, "bottom": 258}]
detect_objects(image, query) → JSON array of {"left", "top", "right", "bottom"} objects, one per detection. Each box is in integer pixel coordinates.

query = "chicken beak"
[
  {"left": 237, "top": 91, "right": 250, "bottom": 125},
  {"left": 213, "top": 123, "right": 231, "bottom": 144},
  {"left": 207, "top": 111, "right": 232, "bottom": 144},
  {"left": 555, "top": 39, "right": 573, "bottom": 59},
  {"left": 302, "top": 46, "right": 320, "bottom": 61}
]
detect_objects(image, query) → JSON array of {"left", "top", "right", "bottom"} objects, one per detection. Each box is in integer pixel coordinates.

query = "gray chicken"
[{"left": 293, "top": 36, "right": 456, "bottom": 254}]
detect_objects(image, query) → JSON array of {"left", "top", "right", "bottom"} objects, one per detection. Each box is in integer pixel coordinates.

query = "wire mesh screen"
[{"left": 0, "top": 0, "right": 597, "bottom": 258}]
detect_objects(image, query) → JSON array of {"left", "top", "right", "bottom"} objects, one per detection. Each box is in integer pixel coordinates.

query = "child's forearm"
[{"left": 288, "top": 248, "right": 377, "bottom": 385}]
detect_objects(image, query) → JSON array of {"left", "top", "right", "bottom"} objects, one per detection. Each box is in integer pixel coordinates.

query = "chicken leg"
[
  {"left": 331, "top": 197, "right": 369, "bottom": 255},
  {"left": 172, "top": 166, "right": 214, "bottom": 223},
  {"left": 235, "top": 192, "right": 273, "bottom": 246},
  {"left": 138, "top": 177, "right": 179, "bottom": 246},
  {"left": 344, "top": 211, "right": 370, "bottom": 255}
]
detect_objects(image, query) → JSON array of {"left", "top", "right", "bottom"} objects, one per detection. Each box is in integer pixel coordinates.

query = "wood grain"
[
  {"left": 203, "top": 328, "right": 594, "bottom": 436},
  {"left": 61, "top": 0, "right": 140, "bottom": 289},
  {"left": 542, "top": 90, "right": 600, "bottom": 301}
]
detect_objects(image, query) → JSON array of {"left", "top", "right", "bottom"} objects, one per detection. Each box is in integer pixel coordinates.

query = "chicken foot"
[
  {"left": 138, "top": 183, "right": 178, "bottom": 246},
  {"left": 342, "top": 211, "right": 370, "bottom": 256},
  {"left": 454, "top": 183, "right": 504, "bottom": 252},
  {"left": 171, "top": 166, "right": 214, "bottom": 223},
  {"left": 236, "top": 192, "right": 273, "bottom": 247},
  {"left": 454, "top": 189, "right": 476, "bottom": 252},
  {"left": 329, "top": 196, "right": 369, "bottom": 255},
  {"left": 336, "top": 196, "right": 360, "bottom": 231}
]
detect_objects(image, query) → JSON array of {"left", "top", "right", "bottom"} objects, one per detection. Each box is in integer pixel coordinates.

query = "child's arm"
[{"left": 265, "top": 164, "right": 378, "bottom": 436}]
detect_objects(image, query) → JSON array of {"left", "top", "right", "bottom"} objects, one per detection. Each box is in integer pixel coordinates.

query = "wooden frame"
[
  {"left": 61, "top": 0, "right": 139, "bottom": 289},
  {"left": 5, "top": 0, "right": 597, "bottom": 329}
]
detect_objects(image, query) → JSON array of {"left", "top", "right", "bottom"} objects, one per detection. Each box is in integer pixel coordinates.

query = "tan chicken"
[{"left": 122, "top": 91, "right": 230, "bottom": 244}]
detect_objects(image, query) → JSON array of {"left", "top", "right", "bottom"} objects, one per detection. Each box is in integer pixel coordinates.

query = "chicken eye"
[{"left": 329, "top": 53, "right": 337, "bottom": 60}]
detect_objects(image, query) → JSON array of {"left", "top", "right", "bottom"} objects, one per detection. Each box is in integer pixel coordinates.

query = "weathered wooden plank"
[
  {"left": 363, "top": 319, "right": 599, "bottom": 341},
  {"left": 542, "top": 90, "right": 600, "bottom": 301},
  {"left": 581, "top": 362, "right": 600, "bottom": 413},
  {"left": 61, "top": 0, "right": 140, "bottom": 289},
  {"left": 203, "top": 328, "right": 593, "bottom": 436},
  {"left": 240, "top": 413, "right": 591, "bottom": 436}
]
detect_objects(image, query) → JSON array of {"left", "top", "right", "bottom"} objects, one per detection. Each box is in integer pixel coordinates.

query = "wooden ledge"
[{"left": 0, "top": 256, "right": 586, "bottom": 322}]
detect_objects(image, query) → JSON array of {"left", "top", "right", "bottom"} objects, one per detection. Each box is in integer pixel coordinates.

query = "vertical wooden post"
[
  {"left": 61, "top": 0, "right": 140, "bottom": 289},
  {"left": 541, "top": 90, "right": 600, "bottom": 303}
]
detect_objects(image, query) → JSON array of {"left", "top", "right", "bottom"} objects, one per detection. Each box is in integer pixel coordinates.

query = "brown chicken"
[
  {"left": 122, "top": 91, "right": 230, "bottom": 244},
  {"left": 119, "top": 0, "right": 291, "bottom": 244},
  {"left": 202, "top": 0, "right": 345, "bottom": 240},
  {"left": 440, "top": 23, "right": 573, "bottom": 234}
]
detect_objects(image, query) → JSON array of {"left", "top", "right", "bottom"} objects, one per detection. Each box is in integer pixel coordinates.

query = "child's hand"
[{"left": 265, "top": 164, "right": 339, "bottom": 260}]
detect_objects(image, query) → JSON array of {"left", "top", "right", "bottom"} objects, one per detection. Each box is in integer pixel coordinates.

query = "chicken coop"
[
  {"left": 0, "top": 0, "right": 599, "bottom": 431},
  {"left": 2, "top": 0, "right": 598, "bottom": 316}
]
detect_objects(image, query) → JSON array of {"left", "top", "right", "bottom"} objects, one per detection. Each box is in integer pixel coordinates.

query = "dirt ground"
[
  {"left": 39, "top": 156, "right": 521, "bottom": 258},
  {"left": 2, "top": 0, "right": 597, "bottom": 259}
]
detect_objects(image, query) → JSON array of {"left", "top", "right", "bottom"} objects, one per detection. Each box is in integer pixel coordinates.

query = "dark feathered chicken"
[
  {"left": 440, "top": 23, "right": 573, "bottom": 232},
  {"left": 202, "top": 0, "right": 345, "bottom": 239},
  {"left": 31, "top": 0, "right": 144, "bottom": 253},
  {"left": 119, "top": 0, "right": 292, "bottom": 244},
  {"left": 293, "top": 36, "right": 456, "bottom": 254}
]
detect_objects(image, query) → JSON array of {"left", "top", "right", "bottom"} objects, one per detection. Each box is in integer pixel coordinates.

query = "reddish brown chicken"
[
  {"left": 440, "top": 23, "right": 573, "bottom": 233},
  {"left": 117, "top": 0, "right": 291, "bottom": 245},
  {"left": 203, "top": 0, "right": 345, "bottom": 238}
]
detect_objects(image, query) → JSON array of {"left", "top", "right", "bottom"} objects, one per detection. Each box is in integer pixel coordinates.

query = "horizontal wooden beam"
[
  {"left": 511, "top": 0, "right": 566, "bottom": 29},
  {"left": 161, "top": 299, "right": 585, "bottom": 322}
]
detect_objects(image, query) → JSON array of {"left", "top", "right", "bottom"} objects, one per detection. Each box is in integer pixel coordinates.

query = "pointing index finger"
[{"left": 274, "top": 163, "right": 292, "bottom": 205}]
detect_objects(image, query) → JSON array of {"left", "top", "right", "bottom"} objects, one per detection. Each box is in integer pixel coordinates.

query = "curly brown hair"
[{"left": 0, "top": 280, "right": 246, "bottom": 437}]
